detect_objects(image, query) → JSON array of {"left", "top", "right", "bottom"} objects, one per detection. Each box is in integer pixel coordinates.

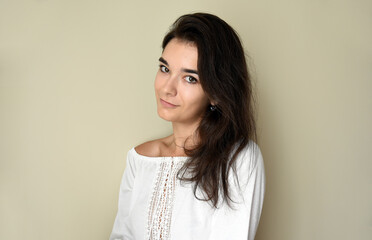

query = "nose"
[{"left": 163, "top": 73, "right": 178, "bottom": 96}]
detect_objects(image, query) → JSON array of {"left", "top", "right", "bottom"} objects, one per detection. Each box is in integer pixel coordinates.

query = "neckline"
[{"left": 131, "top": 147, "right": 189, "bottom": 160}]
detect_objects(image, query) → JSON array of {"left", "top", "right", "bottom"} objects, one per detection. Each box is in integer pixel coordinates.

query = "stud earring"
[{"left": 210, "top": 105, "right": 217, "bottom": 111}]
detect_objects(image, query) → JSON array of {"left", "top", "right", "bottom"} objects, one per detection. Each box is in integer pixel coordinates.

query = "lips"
[{"left": 160, "top": 98, "right": 178, "bottom": 108}]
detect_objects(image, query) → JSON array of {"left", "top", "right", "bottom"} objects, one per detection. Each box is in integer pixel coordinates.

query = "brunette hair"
[{"left": 162, "top": 13, "right": 257, "bottom": 208}]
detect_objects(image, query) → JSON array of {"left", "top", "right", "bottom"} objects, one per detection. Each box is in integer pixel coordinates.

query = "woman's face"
[{"left": 155, "top": 38, "right": 210, "bottom": 125}]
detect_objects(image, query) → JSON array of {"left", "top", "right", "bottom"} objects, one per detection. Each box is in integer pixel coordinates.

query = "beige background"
[{"left": 1, "top": 0, "right": 371, "bottom": 239}]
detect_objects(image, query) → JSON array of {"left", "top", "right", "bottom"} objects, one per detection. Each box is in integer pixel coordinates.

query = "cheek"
[
  {"left": 154, "top": 72, "right": 162, "bottom": 95},
  {"left": 182, "top": 87, "right": 209, "bottom": 108}
]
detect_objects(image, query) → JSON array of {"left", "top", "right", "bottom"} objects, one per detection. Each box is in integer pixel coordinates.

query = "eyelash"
[
  {"left": 185, "top": 76, "right": 197, "bottom": 84},
  {"left": 159, "top": 64, "right": 169, "bottom": 73},
  {"left": 159, "top": 64, "right": 198, "bottom": 84}
]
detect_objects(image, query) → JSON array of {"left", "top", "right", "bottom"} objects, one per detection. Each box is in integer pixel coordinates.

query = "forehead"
[{"left": 162, "top": 38, "right": 198, "bottom": 68}]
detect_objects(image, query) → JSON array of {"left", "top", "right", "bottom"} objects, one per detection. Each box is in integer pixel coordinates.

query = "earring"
[{"left": 210, "top": 105, "right": 216, "bottom": 111}]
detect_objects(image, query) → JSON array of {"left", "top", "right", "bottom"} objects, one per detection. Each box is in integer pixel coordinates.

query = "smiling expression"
[{"left": 155, "top": 38, "right": 210, "bottom": 125}]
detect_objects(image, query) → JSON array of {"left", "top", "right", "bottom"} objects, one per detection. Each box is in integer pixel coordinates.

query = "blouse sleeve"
[
  {"left": 109, "top": 150, "right": 136, "bottom": 240},
  {"left": 209, "top": 142, "right": 266, "bottom": 240}
]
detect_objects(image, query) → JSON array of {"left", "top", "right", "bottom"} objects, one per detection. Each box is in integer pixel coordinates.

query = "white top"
[{"left": 109, "top": 141, "right": 265, "bottom": 240}]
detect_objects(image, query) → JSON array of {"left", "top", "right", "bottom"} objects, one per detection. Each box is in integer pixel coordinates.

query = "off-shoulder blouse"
[{"left": 109, "top": 141, "right": 265, "bottom": 240}]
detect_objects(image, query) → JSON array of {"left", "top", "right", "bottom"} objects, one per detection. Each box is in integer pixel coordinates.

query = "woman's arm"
[
  {"left": 109, "top": 150, "right": 136, "bottom": 240},
  {"left": 208, "top": 142, "right": 266, "bottom": 240},
  {"left": 243, "top": 144, "right": 265, "bottom": 240}
]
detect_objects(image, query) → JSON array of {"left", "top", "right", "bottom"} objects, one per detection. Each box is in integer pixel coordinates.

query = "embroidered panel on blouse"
[{"left": 147, "top": 159, "right": 184, "bottom": 240}]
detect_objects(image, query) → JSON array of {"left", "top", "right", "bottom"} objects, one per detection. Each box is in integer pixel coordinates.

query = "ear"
[
  {"left": 210, "top": 100, "right": 217, "bottom": 106},
  {"left": 208, "top": 95, "right": 218, "bottom": 106}
]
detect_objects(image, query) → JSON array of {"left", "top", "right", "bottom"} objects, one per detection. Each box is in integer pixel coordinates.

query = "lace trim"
[{"left": 147, "top": 159, "right": 184, "bottom": 240}]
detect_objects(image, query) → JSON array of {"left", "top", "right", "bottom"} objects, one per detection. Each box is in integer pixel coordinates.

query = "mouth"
[{"left": 160, "top": 98, "right": 178, "bottom": 108}]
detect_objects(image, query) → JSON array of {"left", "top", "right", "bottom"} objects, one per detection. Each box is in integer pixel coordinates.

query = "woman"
[{"left": 110, "top": 13, "right": 265, "bottom": 240}]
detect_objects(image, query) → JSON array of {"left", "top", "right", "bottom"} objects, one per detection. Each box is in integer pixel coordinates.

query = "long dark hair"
[{"left": 162, "top": 13, "right": 257, "bottom": 208}]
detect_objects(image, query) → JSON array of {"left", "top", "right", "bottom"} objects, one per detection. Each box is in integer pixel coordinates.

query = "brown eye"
[
  {"left": 185, "top": 76, "right": 197, "bottom": 84},
  {"left": 159, "top": 65, "right": 169, "bottom": 73}
]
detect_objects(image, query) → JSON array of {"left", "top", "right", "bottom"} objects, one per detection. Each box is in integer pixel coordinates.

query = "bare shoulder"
[
  {"left": 134, "top": 135, "right": 172, "bottom": 157},
  {"left": 134, "top": 140, "right": 160, "bottom": 157}
]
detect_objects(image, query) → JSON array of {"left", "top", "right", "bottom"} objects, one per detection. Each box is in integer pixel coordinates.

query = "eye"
[
  {"left": 159, "top": 65, "right": 169, "bottom": 73},
  {"left": 185, "top": 76, "right": 198, "bottom": 84}
]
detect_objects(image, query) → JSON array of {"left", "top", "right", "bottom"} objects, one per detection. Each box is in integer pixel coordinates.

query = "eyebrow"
[{"left": 159, "top": 57, "right": 198, "bottom": 75}]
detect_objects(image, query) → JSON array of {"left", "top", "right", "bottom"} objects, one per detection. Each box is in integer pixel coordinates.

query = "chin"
[{"left": 157, "top": 109, "right": 176, "bottom": 122}]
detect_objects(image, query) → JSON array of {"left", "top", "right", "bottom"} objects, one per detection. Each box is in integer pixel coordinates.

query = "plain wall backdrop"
[{"left": 1, "top": 0, "right": 371, "bottom": 239}]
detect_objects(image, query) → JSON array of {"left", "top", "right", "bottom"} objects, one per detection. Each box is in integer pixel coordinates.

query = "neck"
[{"left": 171, "top": 120, "right": 201, "bottom": 149}]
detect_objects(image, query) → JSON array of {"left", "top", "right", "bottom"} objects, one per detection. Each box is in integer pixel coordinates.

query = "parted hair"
[{"left": 162, "top": 13, "right": 257, "bottom": 208}]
